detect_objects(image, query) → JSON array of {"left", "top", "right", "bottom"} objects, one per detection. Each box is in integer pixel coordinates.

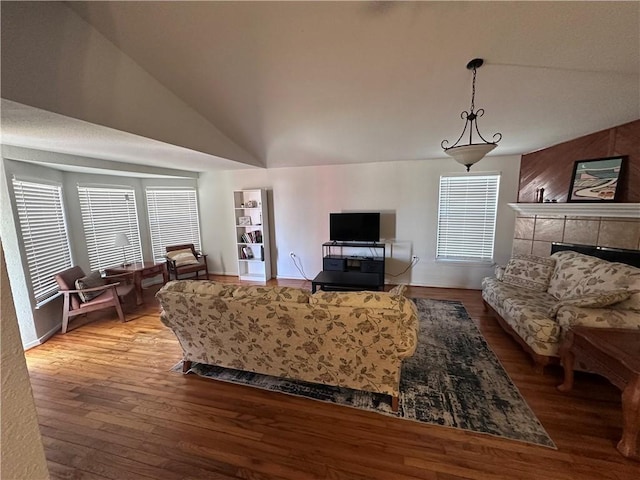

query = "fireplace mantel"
[{"left": 508, "top": 203, "right": 640, "bottom": 219}]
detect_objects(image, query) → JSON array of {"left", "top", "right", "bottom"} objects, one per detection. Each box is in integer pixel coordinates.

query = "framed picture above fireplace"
[{"left": 568, "top": 156, "right": 626, "bottom": 202}]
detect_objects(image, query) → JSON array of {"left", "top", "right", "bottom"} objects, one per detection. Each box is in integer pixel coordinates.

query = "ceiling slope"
[
  {"left": 3, "top": 1, "right": 640, "bottom": 171},
  {"left": 1, "top": 1, "right": 260, "bottom": 171}
]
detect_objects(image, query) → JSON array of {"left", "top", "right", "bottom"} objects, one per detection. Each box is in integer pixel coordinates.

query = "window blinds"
[
  {"left": 436, "top": 174, "right": 500, "bottom": 262},
  {"left": 77, "top": 186, "right": 143, "bottom": 270},
  {"left": 12, "top": 179, "right": 73, "bottom": 304},
  {"left": 146, "top": 188, "right": 202, "bottom": 262}
]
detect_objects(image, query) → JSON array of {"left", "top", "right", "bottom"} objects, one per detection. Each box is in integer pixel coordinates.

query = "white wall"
[
  {"left": 0, "top": 245, "right": 50, "bottom": 479},
  {"left": 199, "top": 155, "right": 520, "bottom": 289}
]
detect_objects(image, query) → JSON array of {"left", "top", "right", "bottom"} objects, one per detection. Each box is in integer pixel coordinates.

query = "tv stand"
[{"left": 313, "top": 241, "right": 385, "bottom": 292}]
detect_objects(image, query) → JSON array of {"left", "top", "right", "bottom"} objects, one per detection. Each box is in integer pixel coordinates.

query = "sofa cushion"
[
  {"left": 482, "top": 277, "right": 557, "bottom": 312},
  {"left": 231, "top": 285, "right": 311, "bottom": 303},
  {"left": 547, "top": 290, "right": 633, "bottom": 317},
  {"left": 501, "top": 296, "right": 563, "bottom": 357},
  {"left": 310, "top": 290, "right": 402, "bottom": 309},
  {"left": 161, "top": 280, "right": 236, "bottom": 297},
  {"left": 556, "top": 305, "right": 640, "bottom": 331},
  {"left": 548, "top": 251, "right": 640, "bottom": 308},
  {"left": 502, "top": 254, "right": 556, "bottom": 292},
  {"left": 167, "top": 248, "right": 200, "bottom": 267},
  {"left": 75, "top": 271, "right": 107, "bottom": 302}
]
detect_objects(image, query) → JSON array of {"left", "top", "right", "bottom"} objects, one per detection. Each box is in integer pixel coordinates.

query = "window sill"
[
  {"left": 435, "top": 258, "right": 495, "bottom": 267},
  {"left": 35, "top": 292, "right": 61, "bottom": 309}
]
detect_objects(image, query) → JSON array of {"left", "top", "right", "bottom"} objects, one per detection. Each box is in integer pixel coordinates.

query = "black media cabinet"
[{"left": 313, "top": 242, "right": 385, "bottom": 292}]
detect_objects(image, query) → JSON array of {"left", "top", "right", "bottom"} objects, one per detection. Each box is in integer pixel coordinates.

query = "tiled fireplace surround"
[{"left": 510, "top": 206, "right": 640, "bottom": 257}]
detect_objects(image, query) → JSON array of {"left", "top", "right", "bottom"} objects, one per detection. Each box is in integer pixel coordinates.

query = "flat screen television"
[{"left": 329, "top": 212, "right": 380, "bottom": 242}]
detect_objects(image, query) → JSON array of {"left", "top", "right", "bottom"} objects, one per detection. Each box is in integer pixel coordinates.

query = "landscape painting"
[{"left": 568, "top": 156, "right": 625, "bottom": 202}]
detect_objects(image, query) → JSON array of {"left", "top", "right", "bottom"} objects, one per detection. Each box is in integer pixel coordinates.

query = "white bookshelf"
[{"left": 233, "top": 189, "right": 272, "bottom": 282}]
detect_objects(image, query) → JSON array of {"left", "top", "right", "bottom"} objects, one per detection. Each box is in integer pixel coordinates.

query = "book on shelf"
[{"left": 240, "top": 230, "right": 262, "bottom": 244}]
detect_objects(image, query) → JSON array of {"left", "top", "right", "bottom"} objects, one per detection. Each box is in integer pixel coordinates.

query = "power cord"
[
  {"left": 289, "top": 253, "right": 311, "bottom": 281},
  {"left": 386, "top": 256, "right": 420, "bottom": 277}
]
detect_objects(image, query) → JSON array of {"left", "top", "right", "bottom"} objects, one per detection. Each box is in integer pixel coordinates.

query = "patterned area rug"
[{"left": 176, "top": 298, "right": 555, "bottom": 448}]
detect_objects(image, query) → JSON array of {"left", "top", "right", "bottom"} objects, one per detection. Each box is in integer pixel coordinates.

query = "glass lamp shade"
[
  {"left": 444, "top": 143, "right": 497, "bottom": 170},
  {"left": 113, "top": 233, "right": 130, "bottom": 247}
]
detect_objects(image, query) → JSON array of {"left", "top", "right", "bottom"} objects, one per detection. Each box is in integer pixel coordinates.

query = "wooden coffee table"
[
  {"left": 105, "top": 261, "right": 168, "bottom": 305},
  {"left": 558, "top": 327, "right": 640, "bottom": 460}
]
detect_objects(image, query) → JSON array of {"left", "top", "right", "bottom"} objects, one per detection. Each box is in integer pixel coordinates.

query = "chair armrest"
[
  {"left": 59, "top": 283, "right": 119, "bottom": 295},
  {"left": 165, "top": 256, "right": 178, "bottom": 268}
]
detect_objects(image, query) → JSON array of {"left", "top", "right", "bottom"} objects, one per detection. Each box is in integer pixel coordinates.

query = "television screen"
[{"left": 329, "top": 213, "right": 380, "bottom": 242}]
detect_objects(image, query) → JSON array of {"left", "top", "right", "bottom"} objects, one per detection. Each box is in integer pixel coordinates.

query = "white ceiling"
[{"left": 2, "top": 1, "right": 639, "bottom": 172}]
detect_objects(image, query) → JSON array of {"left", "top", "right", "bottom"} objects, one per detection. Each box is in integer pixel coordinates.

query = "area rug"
[{"left": 175, "top": 298, "right": 555, "bottom": 448}]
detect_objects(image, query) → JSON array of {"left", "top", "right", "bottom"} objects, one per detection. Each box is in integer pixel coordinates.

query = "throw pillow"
[
  {"left": 547, "top": 290, "right": 634, "bottom": 317},
  {"left": 167, "top": 248, "right": 200, "bottom": 267},
  {"left": 494, "top": 264, "right": 506, "bottom": 281},
  {"left": 502, "top": 254, "right": 556, "bottom": 292},
  {"left": 75, "top": 270, "right": 107, "bottom": 302}
]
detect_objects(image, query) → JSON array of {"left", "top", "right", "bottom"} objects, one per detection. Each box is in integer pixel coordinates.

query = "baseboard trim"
[{"left": 24, "top": 323, "right": 60, "bottom": 350}]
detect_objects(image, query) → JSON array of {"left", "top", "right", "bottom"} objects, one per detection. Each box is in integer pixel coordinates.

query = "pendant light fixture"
[{"left": 441, "top": 58, "right": 502, "bottom": 171}]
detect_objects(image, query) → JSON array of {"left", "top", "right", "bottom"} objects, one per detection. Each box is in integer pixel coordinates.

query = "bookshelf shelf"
[{"left": 233, "top": 189, "right": 271, "bottom": 282}]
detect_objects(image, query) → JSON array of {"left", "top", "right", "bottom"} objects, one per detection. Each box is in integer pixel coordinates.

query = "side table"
[
  {"left": 558, "top": 327, "right": 640, "bottom": 460},
  {"left": 104, "top": 261, "right": 168, "bottom": 305}
]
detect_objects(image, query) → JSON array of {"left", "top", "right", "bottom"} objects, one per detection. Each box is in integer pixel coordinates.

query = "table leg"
[
  {"left": 312, "top": 283, "right": 317, "bottom": 293},
  {"left": 161, "top": 264, "right": 169, "bottom": 284},
  {"left": 133, "top": 271, "right": 143, "bottom": 305},
  {"left": 618, "top": 375, "right": 640, "bottom": 460},
  {"left": 558, "top": 332, "right": 576, "bottom": 392}
]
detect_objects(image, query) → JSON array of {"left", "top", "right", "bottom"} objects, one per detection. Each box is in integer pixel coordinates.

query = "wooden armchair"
[
  {"left": 165, "top": 244, "right": 209, "bottom": 280},
  {"left": 54, "top": 266, "right": 135, "bottom": 334}
]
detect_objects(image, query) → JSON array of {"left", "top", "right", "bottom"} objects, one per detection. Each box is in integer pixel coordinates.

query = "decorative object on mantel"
[
  {"left": 568, "top": 156, "right": 626, "bottom": 202},
  {"left": 441, "top": 58, "right": 502, "bottom": 172},
  {"left": 535, "top": 187, "right": 545, "bottom": 203},
  {"left": 508, "top": 202, "right": 640, "bottom": 218}
]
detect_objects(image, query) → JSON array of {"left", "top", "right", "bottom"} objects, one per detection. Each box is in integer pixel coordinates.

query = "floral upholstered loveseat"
[
  {"left": 482, "top": 250, "right": 640, "bottom": 369},
  {"left": 156, "top": 281, "right": 419, "bottom": 410}
]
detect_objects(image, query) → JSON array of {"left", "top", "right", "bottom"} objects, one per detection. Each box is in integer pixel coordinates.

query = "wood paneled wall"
[{"left": 518, "top": 119, "right": 640, "bottom": 203}]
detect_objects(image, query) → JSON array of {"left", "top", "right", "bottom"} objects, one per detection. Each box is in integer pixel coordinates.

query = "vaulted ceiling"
[{"left": 2, "top": 1, "right": 639, "bottom": 172}]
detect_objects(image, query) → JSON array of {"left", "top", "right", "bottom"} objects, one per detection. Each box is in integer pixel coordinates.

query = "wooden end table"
[
  {"left": 104, "top": 261, "right": 168, "bottom": 305},
  {"left": 558, "top": 327, "right": 640, "bottom": 460}
]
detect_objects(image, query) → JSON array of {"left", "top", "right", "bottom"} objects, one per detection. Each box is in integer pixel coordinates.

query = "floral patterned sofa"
[
  {"left": 156, "top": 281, "right": 419, "bottom": 410},
  {"left": 482, "top": 250, "right": 640, "bottom": 370}
]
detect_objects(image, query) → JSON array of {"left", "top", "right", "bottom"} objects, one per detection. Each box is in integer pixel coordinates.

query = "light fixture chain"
[{"left": 470, "top": 66, "right": 477, "bottom": 113}]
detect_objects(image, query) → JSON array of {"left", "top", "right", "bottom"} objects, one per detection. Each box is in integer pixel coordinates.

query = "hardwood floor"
[{"left": 25, "top": 277, "right": 639, "bottom": 479}]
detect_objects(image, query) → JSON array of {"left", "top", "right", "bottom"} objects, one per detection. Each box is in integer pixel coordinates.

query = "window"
[
  {"left": 146, "top": 187, "right": 202, "bottom": 262},
  {"left": 12, "top": 179, "right": 72, "bottom": 304},
  {"left": 436, "top": 174, "right": 500, "bottom": 262},
  {"left": 78, "top": 186, "right": 143, "bottom": 270}
]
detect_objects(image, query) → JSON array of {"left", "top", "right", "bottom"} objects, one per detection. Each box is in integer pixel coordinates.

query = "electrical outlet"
[
  {"left": 412, "top": 255, "right": 419, "bottom": 261},
  {"left": 289, "top": 252, "right": 296, "bottom": 257}
]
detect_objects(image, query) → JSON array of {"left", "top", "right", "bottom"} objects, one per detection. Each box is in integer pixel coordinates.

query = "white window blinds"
[
  {"left": 146, "top": 188, "right": 202, "bottom": 262},
  {"left": 436, "top": 174, "right": 500, "bottom": 262},
  {"left": 12, "top": 179, "right": 73, "bottom": 304},
  {"left": 78, "top": 186, "right": 143, "bottom": 270}
]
